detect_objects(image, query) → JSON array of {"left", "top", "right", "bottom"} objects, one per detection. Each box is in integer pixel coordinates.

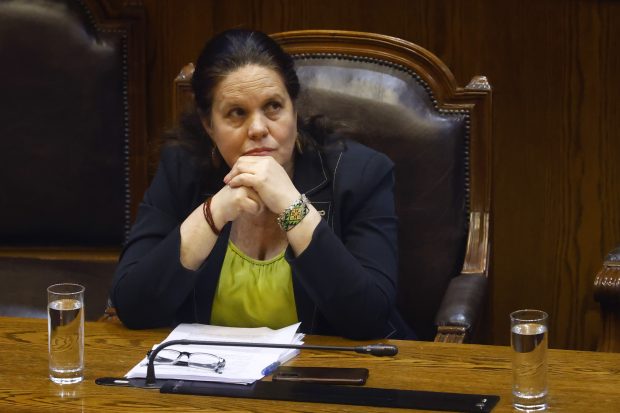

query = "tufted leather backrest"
[
  {"left": 0, "top": 0, "right": 147, "bottom": 250},
  {"left": 0, "top": 0, "right": 146, "bottom": 320},
  {"left": 294, "top": 59, "right": 468, "bottom": 340},
  {"left": 174, "top": 31, "right": 492, "bottom": 341}
]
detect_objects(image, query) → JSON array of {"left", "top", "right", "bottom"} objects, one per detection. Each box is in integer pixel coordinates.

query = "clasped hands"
[{"left": 209, "top": 156, "right": 300, "bottom": 228}]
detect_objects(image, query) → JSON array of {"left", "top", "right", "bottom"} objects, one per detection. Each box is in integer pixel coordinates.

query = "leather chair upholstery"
[
  {"left": 0, "top": 0, "right": 146, "bottom": 320},
  {"left": 594, "top": 245, "right": 620, "bottom": 351},
  {"left": 174, "top": 30, "right": 493, "bottom": 342}
]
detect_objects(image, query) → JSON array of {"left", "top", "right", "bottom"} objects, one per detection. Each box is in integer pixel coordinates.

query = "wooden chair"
[
  {"left": 594, "top": 245, "right": 620, "bottom": 351},
  {"left": 174, "top": 30, "right": 492, "bottom": 342},
  {"left": 0, "top": 0, "right": 147, "bottom": 320}
]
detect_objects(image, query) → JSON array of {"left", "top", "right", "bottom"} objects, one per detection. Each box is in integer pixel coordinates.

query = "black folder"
[{"left": 160, "top": 379, "right": 499, "bottom": 412}]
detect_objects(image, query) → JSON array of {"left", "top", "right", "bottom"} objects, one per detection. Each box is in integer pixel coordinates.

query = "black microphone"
[{"left": 145, "top": 339, "right": 398, "bottom": 385}]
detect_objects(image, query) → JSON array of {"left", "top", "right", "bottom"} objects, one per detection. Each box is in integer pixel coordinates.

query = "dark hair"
[
  {"left": 165, "top": 29, "right": 337, "bottom": 183},
  {"left": 192, "top": 29, "right": 300, "bottom": 118}
]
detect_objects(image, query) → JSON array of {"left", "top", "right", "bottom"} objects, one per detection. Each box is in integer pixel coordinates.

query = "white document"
[{"left": 125, "top": 322, "right": 304, "bottom": 384}]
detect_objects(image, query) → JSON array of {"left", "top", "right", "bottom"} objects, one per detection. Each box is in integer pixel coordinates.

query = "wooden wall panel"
[
  {"left": 140, "top": 0, "right": 620, "bottom": 350},
  {"left": 141, "top": 0, "right": 215, "bottom": 172}
]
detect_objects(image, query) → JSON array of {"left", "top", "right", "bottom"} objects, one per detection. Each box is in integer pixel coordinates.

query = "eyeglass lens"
[{"left": 151, "top": 349, "right": 225, "bottom": 372}]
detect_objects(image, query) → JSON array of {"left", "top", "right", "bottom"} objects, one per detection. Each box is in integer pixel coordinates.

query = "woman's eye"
[
  {"left": 265, "top": 101, "right": 282, "bottom": 114},
  {"left": 227, "top": 108, "right": 245, "bottom": 118}
]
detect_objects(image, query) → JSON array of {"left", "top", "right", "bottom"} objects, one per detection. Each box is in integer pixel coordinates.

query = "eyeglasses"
[{"left": 144, "top": 349, "right": 226, "bottom": 373}]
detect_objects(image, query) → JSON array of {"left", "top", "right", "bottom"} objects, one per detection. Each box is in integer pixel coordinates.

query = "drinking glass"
[
  {"left": 510, "top": 309, "right": 548, "bottom": 411},
  {"left": 47, "top": 283, "right": 85, "bottom": 384}
]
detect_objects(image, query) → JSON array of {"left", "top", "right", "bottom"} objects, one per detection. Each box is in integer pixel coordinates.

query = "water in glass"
[
  {"left": 48, "top": 298, "right": 84, "bottom": 384},
  {"left": 511, "top": 322, "right": 547, "bottom": 411}
]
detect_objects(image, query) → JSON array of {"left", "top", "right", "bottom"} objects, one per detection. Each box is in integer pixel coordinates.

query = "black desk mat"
[{"left": 160, "top": 380, "right": 499, "bottom": 412}]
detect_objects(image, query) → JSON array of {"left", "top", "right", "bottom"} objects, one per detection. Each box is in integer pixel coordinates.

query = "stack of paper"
[{"left": 125, "top": 322, "right": 304, "bottom": 384}]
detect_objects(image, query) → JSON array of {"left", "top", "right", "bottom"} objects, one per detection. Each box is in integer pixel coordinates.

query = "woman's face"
[{"left": 204, "top": 64, "right": 297, "bottom": 174}]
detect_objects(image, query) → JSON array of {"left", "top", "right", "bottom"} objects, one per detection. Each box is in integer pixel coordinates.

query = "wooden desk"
[{"left": 1, "top": 317, "right": 619, "bottom": 412}]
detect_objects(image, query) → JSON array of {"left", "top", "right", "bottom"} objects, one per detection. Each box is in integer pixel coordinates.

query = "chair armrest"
[
  {"left": 434, "top": 273, "right": 487, "bottom": 343},
  {"left": 605, "top": 246, "right": 620, "bottom": 263},
  {"left": 594, "top": 244, "right": 620, "bottom": 309},
  {"left": 434, "top": 211, "right": 490, "bottom": 343},
  {"left": 594, "top": 244, "right": 620, "bottom": 352}
]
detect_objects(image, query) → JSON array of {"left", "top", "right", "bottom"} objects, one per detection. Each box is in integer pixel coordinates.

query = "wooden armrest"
[
  {"left": 433, "top": 211, "right": 490, "bottom": 344},
  {"left": 594, "top": 245, "right": 620, "bottom": 309},
  {"left": 435, "top": 326, "right": 468, "bottom": 343},
  {"left": 434, "top": 273, "right": 487, "bottom": 343},
  {"left": 594, "top": 244, "right": 620, "bottom": 352}
]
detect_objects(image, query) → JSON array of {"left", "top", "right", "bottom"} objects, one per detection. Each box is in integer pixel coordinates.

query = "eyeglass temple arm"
[{"left": 145, "top": 339, "right": 398, "bottom": 386}]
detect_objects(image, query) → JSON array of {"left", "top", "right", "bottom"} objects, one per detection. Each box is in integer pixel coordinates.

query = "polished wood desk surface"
[{"left": 1, "top": 317, "right": 619, "bottom": 412}]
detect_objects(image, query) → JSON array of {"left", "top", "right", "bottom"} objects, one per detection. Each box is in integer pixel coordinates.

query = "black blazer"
[{"left": 111, "top": 140, "right": 415, "bottom": 340}]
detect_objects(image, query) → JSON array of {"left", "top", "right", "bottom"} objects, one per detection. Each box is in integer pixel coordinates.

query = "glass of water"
[
  {"left": 510, "top": 309, "right": 548, "bottom": 411},
  {"left": 47, "top": 283, "right": 85, "bottom": 384}
]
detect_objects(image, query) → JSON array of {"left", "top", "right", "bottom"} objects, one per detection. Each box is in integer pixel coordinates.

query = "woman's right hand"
[
  {"left": 179, "top": 184, "right": 262, "bottom": 270},
  {"left": 209, "top": 184, "right": 264, "bottom": 230}
]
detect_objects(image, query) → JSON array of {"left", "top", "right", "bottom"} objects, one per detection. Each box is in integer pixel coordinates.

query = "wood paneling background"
[{"left": 140, "top": 0, "right": 620, "bottom": 350}]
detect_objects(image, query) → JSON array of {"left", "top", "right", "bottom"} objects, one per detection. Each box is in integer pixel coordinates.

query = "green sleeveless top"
[{"left": 210, "top": 241, "right": 298, "bottom": 329}]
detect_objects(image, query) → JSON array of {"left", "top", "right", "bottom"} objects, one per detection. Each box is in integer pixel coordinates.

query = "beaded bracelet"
[
  {"left": 202, "top": 196, "right": 220, "bottom": 235},
  {"left": 277, "top": 194, "right": 309, "bottom": 232}
]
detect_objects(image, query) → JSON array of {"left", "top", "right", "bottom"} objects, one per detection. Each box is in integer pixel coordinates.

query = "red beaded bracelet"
[{"left": 202, "top": 196, "right": 220, "bottom": 235}]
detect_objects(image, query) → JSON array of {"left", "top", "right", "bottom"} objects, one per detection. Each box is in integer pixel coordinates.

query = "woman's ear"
[{"left": 200, "top": 116, "right": 213, "bottom": 137}]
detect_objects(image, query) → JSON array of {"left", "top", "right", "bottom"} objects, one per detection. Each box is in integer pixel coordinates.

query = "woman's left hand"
[{"left": 224, "top": 156, "right": 299, "bottom": 215}]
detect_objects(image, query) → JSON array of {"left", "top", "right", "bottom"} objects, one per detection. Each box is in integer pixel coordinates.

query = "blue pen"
[{"left": 261, "top": 361, "right": 281, "bottom": 376}]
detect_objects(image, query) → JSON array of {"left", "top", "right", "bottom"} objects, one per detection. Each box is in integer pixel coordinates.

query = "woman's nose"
[{"left": 248, "top": 113, "right": 268, "bottom": 140}]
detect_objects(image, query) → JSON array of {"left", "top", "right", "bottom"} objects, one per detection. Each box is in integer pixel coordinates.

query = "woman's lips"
[{"left": 244, "top": 148, "right": 274, "bottom": 156}]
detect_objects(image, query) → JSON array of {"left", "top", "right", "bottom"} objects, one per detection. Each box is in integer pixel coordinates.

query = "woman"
[{"left": 111, "top": 29, "right": 414, "bottom": 340}]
